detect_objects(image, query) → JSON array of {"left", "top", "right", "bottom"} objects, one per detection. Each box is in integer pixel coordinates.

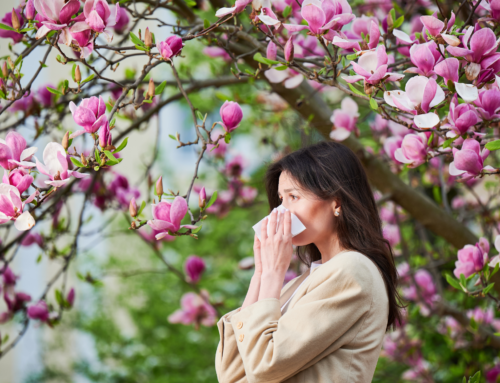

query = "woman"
[{"left": 215, "top": 141, "right": 404, "bottom": 383}]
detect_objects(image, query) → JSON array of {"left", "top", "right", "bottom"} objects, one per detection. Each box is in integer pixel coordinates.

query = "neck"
[{"left": 315, "top": 233, "right": 346, "bottom": 264}]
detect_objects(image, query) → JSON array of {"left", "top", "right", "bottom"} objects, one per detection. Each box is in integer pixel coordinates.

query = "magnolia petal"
[
  {"left": 69, "top": 129, "right": 87, "bottom": 139},
  {"left": 449, "top": 161, "right": 467, "bottom": 176},
  {"left": 181, "top": 224, "right": 199, "bottom": 229},
  {"left": 284, "top": 74, "right": 304, "bottom": 88},
  {"left": 394, "top": 148, "right": 412, "bottom": 164},
  {"left": 70, "top": 170, "right": 90, "bottom": 178},
  {"left": 414, "top": 113, "right": 440, "bottom": 129},
  {"left": 14, "top": 211, "right": 35, "bottom": 231},
  {"left": 341, "top": 74, "right": 365, "bottom": 83},
  {"left": 20, "top": 147, "right": 37, "bottom": 162},
  {"left": 215, "top": 6, "right": 236, "bottom": 17},
  {"left": 35, "top": 25, "right": 52, "bottom": 40},
  {"left": 393, "top": 29, "right": 414, "bottom": 44},
  {"left": 455, "top": 82, "right": 478, "bottom": 103},
  {"left": 282, "top": 24, "right": 310, "bottom": 32},
  {"left": 258, "top": 14, "right": 281, "bottom": 26},
  {"left": 45, "top": 179, "right": 71, "bottom": 187},
  {"left": 329, "top": 127, "right": 351, "bottom": 141},
  {"left": 441, "top": 34, "right": 461, "bottom": 47}
]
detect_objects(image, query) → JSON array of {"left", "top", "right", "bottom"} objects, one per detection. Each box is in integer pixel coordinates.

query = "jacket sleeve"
[
  {"left": 215, "top": 276, "right": 302, "bottom": 383},
  {"left": 227, "top": 263, "right": 374, "bottom": 383}
]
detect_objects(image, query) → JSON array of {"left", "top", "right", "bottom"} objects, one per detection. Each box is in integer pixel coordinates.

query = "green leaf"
[
  {"left": 154, "top": 80, "right": 167, "bottom": 95},
  {"left": 486, "top": 139, "right": 500, "bottom": 151},
  {"left": 94, "top": 148, "right": 100, "bottom": 161},
  {"left": 203, "top": 19, "right": 210, "bottom": 29},
  {"left": 109, "top": 118, "right": 116, "bottom": 128},
  {"left": 347, "top": 83, "right": 365, "bottom": 97},
  {"left": 205, "top": 191, "right": 218, "bottom": 209},
  {"left": 130, "top": 32, "right": 143, "bottom": 46},
  {"left": 442, "top": 135, "right": 459, "bottom": 148},
  {"left": 273, "top": 65, "right": 287, "bottom": 71},
  {"left": 104, "top": 150, "right": 118, "bottom": 162},
  {"left": 46, "top": 86, "right": 62, "bottom": 95},
  {"left": 169, "top": 134, "right": 176, "bottom": 140},
  {"left": 135, "top": 44, "right": 149, "bottom": 51},
  {"left": 137, "top": 200, "right": 146, "bottom": 216},
  {"left": 470, "top": 371, "right": 481, "bottom": 383},
  {"left": 491, "top": 262, "right": 500, "bottom": 278},
  {"left": 81, "top": 73, "right": 95, "bottom": 84},
  {"left": 393, "top": 15, "right": 404, "bottom": 29},
  {"left": 224, "top": 133, "right": 231, "bottom": 144},
  {"left": 484, "top": 283, "right": 495, "bottom": 295},
  {"left": 445, "top": 273, "right": 462, "bottom": 290},
  {"left": 192, "top": 225, "right": 202, "bottom": 234},
  {"left": 70, "top": 157, "right": 84, "bottom": 167},
  {"left": 0, "top": 23, "right": 16, "bottom": 31},
  {"left": 55, "top": 289, "right": 64, "bottom": 306},
  {"left": 14, "top": 54, "right": 22, "bottom": 68},
  {"left": 19, "top": 27, "right": 35, "bottom": 33},
  {"left": 369, "top": 97, "right": 378, "bottom": 110},
  {"left": 113, "top": 137, "right": 128, "bottom": 153},
  {"left": 389, "top": 8, "right": 396, "bottom": 24},
  {"left": 36, "top": 254, "right": 42, "bottom": 263},
  {"left": 346, "top": 53, "right": 357, "bottom": 60},
  {"left": 253, "top": 52, "right": 280, "bottom": 66},
  {"left": 71, "top": 64, "right": 76, "bottom": 82},
  {"left": 459, "top": 273, "right": 467, "bottom": 291},
  {"left": 196, "top": 110, "right": 204, "bottom": 121},
  {"left": 0, "top": 89, "right": 6, "bottom": 99},
  {"left": 283, "top": 5, "right": 292, "bottom": 18},
  {"left": 427, "top": 132, "right": 434, "bottom": 146}
]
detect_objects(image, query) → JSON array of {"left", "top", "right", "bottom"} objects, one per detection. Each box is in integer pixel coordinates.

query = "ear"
[{"left": 331, "top": 199, "right": 341, "bottom": 216}]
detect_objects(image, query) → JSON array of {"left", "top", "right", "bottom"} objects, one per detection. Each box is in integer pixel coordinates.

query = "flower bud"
[
  {"left": 144, "top": 27, "right": 152, "bottom": 48},
  {"left": 156, "top": 176, "right": 163, "bottom": 197},
  {"left": 184, "top": 255, "right": 206, "bottom": 284},
  {"left": 147, "top": 78, "right": 155, "bottom": 99},
  {"left": 199, "top": 186, "right": 206, "bottom": 209},
  {"left": 25, "top": 0, "right": 35, "bottom": 21},
  {"left": 81, "top": 153, "right": 87, "bottom": 166},
  {"left": 220, "top": 101, "right": 243, "bottom": 133},
  {"left": 11, "top": 9, "right": 21, "bottom": 30},
  {"left": 75, "top": 65, "right": 81, "bottom": 82},
  {"left": 7, "top": 57, "right": 14, "bottom": 71},
  {"left": 100, "top": 157, "right": 106, "bottom": 166},
  {"left": 129, "top": 198, "right": 137, "bottom": 217},
  {"left": 2, "top": 62, "right": 7, "bottom": 78},
  {"left": 99, "top": 121, "right": 111, "bottom": 148},
  {"left": 62, "top": 131, "right": 69, "bottom": 150},
  {"left": 267, "top": 40, "right": 277, "bottom": 61},
  {"left": 66, "top": 288, "right": 75, "bottom": 307},
  {"left": 284, "top": 35, "right": 294, "bottom": 62}
]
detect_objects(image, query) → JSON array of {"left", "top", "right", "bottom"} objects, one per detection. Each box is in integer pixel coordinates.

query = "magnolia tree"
[{"left": 0, "top": 0, "right": 500, "bottom": 380}]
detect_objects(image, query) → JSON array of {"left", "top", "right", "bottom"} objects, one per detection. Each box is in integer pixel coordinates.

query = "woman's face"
[{"left": 277, "top": 171, "right": 337, "bottom": 247}]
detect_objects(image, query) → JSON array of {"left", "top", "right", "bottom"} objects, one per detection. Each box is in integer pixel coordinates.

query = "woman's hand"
[
  {"left": 260, "top": 208, "right": 293, "bottom": 278},
  {"left": 253, "top": 234, "right": 263, "bottom": 276}
]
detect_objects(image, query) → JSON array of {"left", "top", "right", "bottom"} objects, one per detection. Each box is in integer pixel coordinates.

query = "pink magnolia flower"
[
  {"left": 109, "top": 173, "right": 140, "bottom": 208},
  {"left": 2, "top": 267, "right": 18, "bottom": 285},
  {"left": 185, "top": 255, "right": 206, "bottom": 284},
  {"left": 0, "top": 132, "right": 37, "bottom": 171},
  {"left": 341, "top": 45, "right": 404, "bottom": 86},
  {"left": 402, "top": 269, "right": 438, "bottom": 311},
  {"left": 486, "top": 364, "right": 500, "bottom": 383},
  {"left": 20, "top": 232, "right": 44, "bottom": 248},
  {"left": 4, "top": 291, "right": 31, "bottom": 312},
  {"left": 394, "top": 133, "right": 429, "bottom": 168},
  {"left": 397, "top": 262, "right": 411, "bottom": 284},
  {"left": 434, "top": 58, "right": 460, "bottom": 84},
  {"left": 27, "top": 300, "right": 49, "bottom": 322},
  {"left": 69, "top": 96, "right": 108, "bottom": 138},
  {"left": 68, "top": 27, "right": 94, "bottom": 59},
  {"left": 237, "top": 186, "right": 258, "bottom": 204},
  {"left": 99, "top": 121, "right": 112, "bottom": 148},
  {"left": 72, "top": 0, "right": 121, "bottom": 42},
  {"left": 383, "top": 136, "right": 403, "bottom": 162},
  {"left": 215, "top": 0, "right": 251, "bottom": 18},
  {"left": 384, "top": 76, "right": 445, "bottom": 129},
  {"left": 3, "top": 168, "right": 33, "bottom": 194},
  {"left": 283, "top": 0, "right": 355, "bottom": 36},
  {"left": 474, "top": 88, "right": 500, "bottom": 120},
  {"left": 264, "top": 67, "right": 304, "bottom": 89},
  {"left": 405, "top": 41, "right": 444, "bottom": 77},
  {"left": 224, "top": 155, "right": 244, "bottom": 177},
  {"left": 37, "top": 83, "right": 57, "bottom": 108},
  {"left": 0, "top": 9, "right": 24, "bottom": 43},
  {"left": 454, "top": 243, "right": 485, "bottom": 278},
  {"left": 147, "top": 196, "right": 198, "bottom": 239},
  {"left": 203, "top": 46, "right": 231, "bottom": 62},
  {"left": 220, "top": 101, "right": 243, "bottom": 133},
  {"left": 168, "top": 290, "right": 217, "bottom": 329},
  {"left": 113, "top": 6, "right": 129, "bottom": 34},
  {"left": 382, "top": 224, "right": 400, "bottom": 247},
  {"left": 138, "top": 225, "right": 175, "bottom": 244},
  {"left": 444, "top": 94, "right": 481, "bottom": 137},
  {"left": 67, "top": 288, "right": 75, "bottom": 307},
  {"left": 449, "top": 138, "right": 493, "bottom": 180},
  {"left": 329, "top": 97, "right": 359, "bottom": 141},
  {"left": 157, "top": 35, "right": 184, "bottom": 60},
  {"left": 343, "top": 16, "right": 380, "bottom": 50},
  {"left": 488, "top": 235, "right": 500, "bottom": 268},
  {"left": 34, "top": 0, "right": 81, "bottom": 44},
  {"left": 35, "top": 142, "right": 89, "bottom": 187},
  {"left": 0, "top": 184, "right": 38, "bottom": 231}
]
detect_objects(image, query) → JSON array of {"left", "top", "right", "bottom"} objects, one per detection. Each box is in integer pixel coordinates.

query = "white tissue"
[{"left": 252, "top": 204, "right": 306, "bottom": 241}]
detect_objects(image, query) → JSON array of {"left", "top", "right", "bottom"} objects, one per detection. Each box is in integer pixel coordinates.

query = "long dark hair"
[{"left": 265, "top": 141, "right": 404, "bottom": 330}]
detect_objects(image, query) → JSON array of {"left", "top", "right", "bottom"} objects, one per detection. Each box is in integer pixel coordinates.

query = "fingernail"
[{"left": 285, "top": 208, "right": 289, "bottom": 212}]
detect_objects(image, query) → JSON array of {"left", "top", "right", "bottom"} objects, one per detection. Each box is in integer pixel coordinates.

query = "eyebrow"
[{"left": 278, "top": 188, "right": 297, "bottom": 195}]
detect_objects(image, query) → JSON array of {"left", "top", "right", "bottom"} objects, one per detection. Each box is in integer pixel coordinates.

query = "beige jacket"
[{"left": 215, "top": 251, "right": 389, "bottom": 383}]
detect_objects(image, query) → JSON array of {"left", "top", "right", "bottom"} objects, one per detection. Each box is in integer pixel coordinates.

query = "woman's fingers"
[
  {"left": 284, "top": 209, "right": 292, "bottom": 238},
  {"left": 268, "top": 208, "right": 278, "bottom": 238},
  {"left": 276, "top": 210, "right": 284, "bottom": 236},
  {"left": 261, "top": 215, "right": 268, "bottom": 242}
]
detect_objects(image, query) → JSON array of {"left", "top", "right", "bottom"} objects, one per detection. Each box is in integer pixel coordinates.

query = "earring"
[{"left": 335, "top": 210, "right": 340, "bottom": 216}]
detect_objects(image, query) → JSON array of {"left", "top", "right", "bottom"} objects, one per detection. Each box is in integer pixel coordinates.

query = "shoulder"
[{"left": 312, "top": 251, "right": 383, "bottom": 296}]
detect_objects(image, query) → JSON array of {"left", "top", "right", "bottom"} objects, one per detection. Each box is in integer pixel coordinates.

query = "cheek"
[{"left": 292, "top": 202, "right": 333, "bottom": 240}]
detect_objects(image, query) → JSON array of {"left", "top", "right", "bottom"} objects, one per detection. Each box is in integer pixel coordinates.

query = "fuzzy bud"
[
  {"left": 7, "top": 57, "right": 14, "bottom": 71},
  {"left": 147, "top": 78, "right": 155, "bottom": 99},
  {"left": 11, "top": 9, "right": 21, "bottom": 30},
  {"left": 81, "top": 153, "right": 87, "bottom": 166},
  {"left": 2, "top": 62, "right": 7, "bottom": 78},
  {"left": 75, "top": 65, "right": 81, "bottom": 82},
  {"left": 156, "top": 176, "right": 163, "bottom": 197},
  {"left": 144, "top": 27, "right": 152, "bottom": 48},
  {"left": 66, "top": 288, "right": 75, "bottom": 307},
  {"left": 284, "top": 35, "right": 294, "bottom": 62},
  {"left": 129, "top": 198, "right": 137, "bottom": 217},
  {"left": 62, "top": 131, "right": 69, "bottom": 150},
  {"left": 267, "top": 41, "right": 277, "bottom": 61},
  {"left": 199, "top": 186, "right": 206, "bottom": 209}
]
